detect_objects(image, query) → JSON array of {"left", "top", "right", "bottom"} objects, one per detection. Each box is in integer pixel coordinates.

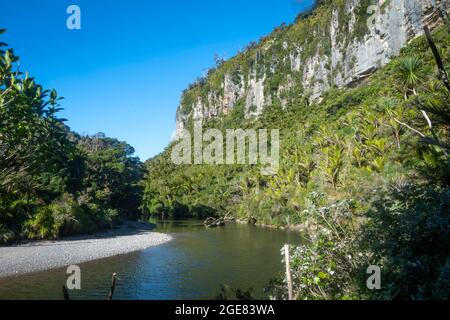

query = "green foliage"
[
  {"left": 215, "top": 285, "right": 256, "bottom": 300},
  {"left": 268, "top": 197, "right": 366, "bottom": 300},
  {"left": 364, "top": 184, "right": 450, "bottom": 300},
  {"left": 0, "top": 31, "right": 144, "bottom": 243},
  {"left": 2, "top": 2, "right": 450, "bottom": 301},
  {"left": 0, "top": 223, "right": 14, "bottom": 243},
  {"left": 175, "top": 0, "right": 373, "bottom": 124},
  {"left": 24, "top": 206, "right": 61, "bottom": 240},
  {"left": 395, "top": 57, "right": 428, "bottom": 96},
  {"left": 144, "top": 25, "right": 450, "bottom": 300}
]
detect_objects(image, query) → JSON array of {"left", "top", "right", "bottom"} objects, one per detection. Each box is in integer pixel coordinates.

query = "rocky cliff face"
[{"left": 175, "top": 0, "right": 448, "bottom": 138}]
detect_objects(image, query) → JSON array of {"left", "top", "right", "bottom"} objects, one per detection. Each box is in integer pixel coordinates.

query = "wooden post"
[
  {"left": 284, "top": 244, "right": 294, "bottom": 300},
  {"left": 62, "top": 285, "right": 70, "bottom": 301},
  {"left": 108, "top": 273, "right": 117, "bottom": 301}
]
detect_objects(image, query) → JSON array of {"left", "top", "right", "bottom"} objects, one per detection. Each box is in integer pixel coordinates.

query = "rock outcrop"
[{"left": 175, "top": 0, "right": 448, "bottom": 139}]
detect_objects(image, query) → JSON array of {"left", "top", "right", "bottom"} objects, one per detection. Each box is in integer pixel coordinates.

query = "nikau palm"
[{"left": 395, "top": 57, "right": 427, "bottom": 97}]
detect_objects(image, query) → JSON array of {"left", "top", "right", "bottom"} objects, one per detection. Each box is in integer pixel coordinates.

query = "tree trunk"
[{"left": 424, "top": 26, "right": 450, "bottom": 93}]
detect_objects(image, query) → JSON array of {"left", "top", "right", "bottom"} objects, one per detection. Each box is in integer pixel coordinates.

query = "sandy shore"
[{"left": 0, "top": 221, "right": 172, "bottom": 278}]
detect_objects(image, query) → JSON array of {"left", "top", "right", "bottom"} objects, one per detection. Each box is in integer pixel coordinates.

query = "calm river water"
[{"left": 0, "top": 220, "right": 302, "bottom": 300}]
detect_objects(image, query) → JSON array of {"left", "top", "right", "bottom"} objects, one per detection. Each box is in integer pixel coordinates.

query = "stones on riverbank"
[{"left": 0, "top": 222, "right": 173, "bottom": 278}]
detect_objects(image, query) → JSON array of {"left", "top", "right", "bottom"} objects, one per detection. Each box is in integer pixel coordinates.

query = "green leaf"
[
  {"left": 5, "top": 50, "right": 11, "bottom": 65},
  {"left": 50, "top": 89, "right": 57, "bottom": 100}
]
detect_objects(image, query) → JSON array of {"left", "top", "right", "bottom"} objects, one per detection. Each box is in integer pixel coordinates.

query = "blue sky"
[{"left": 0, "top": 0, "right": 314, "bottom": 160}]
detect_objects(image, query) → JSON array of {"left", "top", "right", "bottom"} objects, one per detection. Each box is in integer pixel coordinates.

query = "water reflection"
[{"left": 0, "top": 221, "right": 302, "bottom": 300}]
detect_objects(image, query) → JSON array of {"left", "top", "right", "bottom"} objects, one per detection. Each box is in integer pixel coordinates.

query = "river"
[{"left": 0, "top": 220, "right": 302, "bottom": 300}]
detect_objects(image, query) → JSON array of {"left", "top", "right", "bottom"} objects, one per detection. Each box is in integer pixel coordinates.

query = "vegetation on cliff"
[
  {"left": 1, "top": 0, "right": 449, "bottom": 301},
  {"left": 143, "top": 21, "right": 450, "bottom": 299}
]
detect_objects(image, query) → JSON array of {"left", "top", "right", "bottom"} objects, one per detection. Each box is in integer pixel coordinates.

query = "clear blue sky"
[{"left": 0, "top": 0, "right": 314, "bottom": 161}]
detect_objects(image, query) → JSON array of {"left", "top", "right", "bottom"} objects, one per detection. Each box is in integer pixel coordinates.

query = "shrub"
[
  {"left": 0, "top": 224, "right": 15, "bottom": 244},
  {"left": 24, "top": 206, "right": 60, "bottom": 240},
  {"left": 365, "top": 184, "right": 450, "bottom": 300},
  {"left": 53, "top": 195, "right": 98, "bottom": 236},
  {"left": 23, "top": 194, "right": 100, "bottom": 239},
  {"left": 268, "top": 196, "right": 368, "bottom": 300}
]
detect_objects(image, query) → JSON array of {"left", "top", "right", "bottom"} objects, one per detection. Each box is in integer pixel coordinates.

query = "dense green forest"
[
  {"left": 143, "top": 22, "right": 450, "bottom": 299},
  {"left": 1, "top": 1, "right": 450, "bottom": 300},
  {"left": 0, "top": 29, "right": 144, "bottom": 242}
]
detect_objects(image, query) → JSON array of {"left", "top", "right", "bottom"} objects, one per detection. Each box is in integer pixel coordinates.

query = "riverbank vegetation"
[
  {"left": 143, "top": 23, "right": 450, "bottom": 300},
  {"left": 1, "top": 4, "right": 449, "bottom": 300},
  {"left": 0, "top": 29, "right": 144, "bottom": 242}
]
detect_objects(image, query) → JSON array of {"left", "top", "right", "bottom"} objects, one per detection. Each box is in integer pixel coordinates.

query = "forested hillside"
[
  {"left": 1, "top": 0, "right": 449, "bottom": 300},
  {"left": 143, "top": 1, "right": 450, "bottom": 299},
  {"left": 0, "top": 29, "right": 144, "bottom": 242}
]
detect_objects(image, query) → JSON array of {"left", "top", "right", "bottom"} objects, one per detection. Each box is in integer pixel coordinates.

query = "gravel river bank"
[{"left": 0, "top": 221, "right": 172, "bottom": 278}]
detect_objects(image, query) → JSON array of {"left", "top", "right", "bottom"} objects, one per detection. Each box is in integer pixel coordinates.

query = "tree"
[
  {"left": 1, "top": 30, "right": 73, "bottom": 229},
  {"left": 395, "top": 57, "right": 427, "bottom": 98},
  {"left": 1, "top": 29, "right": 144, "bottom": 242}
]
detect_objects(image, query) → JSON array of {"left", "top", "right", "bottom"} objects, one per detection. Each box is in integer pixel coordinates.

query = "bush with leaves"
[
  {"left": 0, "top": 223, "right": 14, "bottom": 243},
  {"left": 268, "top": 195, "right": 368, "bottom": 300},
  {"left": 215, "top": 285, "right": 256, "bottom": 300},
  {"left": 364, "top": 183, "right": 450, "bottom": 300},
  {"left": 1, "top": 30, "right": 144, "bottom": 241}
]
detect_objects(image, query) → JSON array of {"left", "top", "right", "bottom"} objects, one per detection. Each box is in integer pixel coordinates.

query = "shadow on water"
[{"left": 0, "top": 220, "right": 302, "bottom": 300}]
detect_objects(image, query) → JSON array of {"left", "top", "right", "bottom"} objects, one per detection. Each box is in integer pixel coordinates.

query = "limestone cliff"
[{"left": 175, "top": 0, "right": 448, "bottom": 138}]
